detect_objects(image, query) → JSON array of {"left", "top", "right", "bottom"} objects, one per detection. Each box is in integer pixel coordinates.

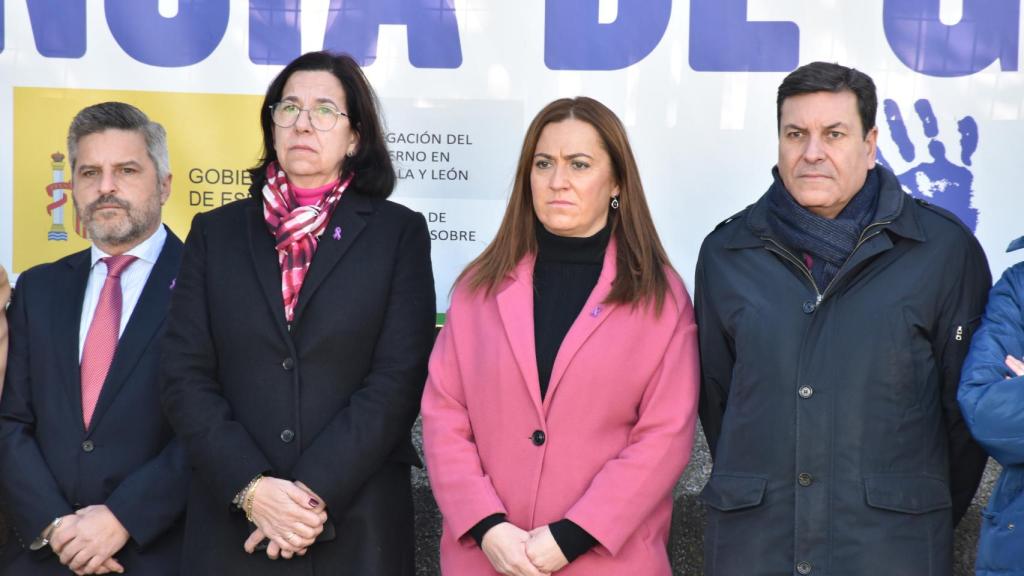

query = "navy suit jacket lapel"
[
  {"left": 88, "top": 229, "right": 183, "bottom": 434},
  {"left": 56, "top": 250, "right": 92, "bottom": 433}
]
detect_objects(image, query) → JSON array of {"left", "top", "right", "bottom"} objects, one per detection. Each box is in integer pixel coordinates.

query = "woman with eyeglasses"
[{"left": 160, "top": 51, "right": 435, "bottom": 574}]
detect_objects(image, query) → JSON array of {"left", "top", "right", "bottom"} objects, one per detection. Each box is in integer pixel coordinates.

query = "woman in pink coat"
[{"left": 421, "top": 97, "right": 700, "bottom": 576}]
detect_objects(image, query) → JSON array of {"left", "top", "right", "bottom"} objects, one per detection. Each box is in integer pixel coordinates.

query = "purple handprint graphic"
[{"left": 878, "top": 98, "right": 980, "bottom": 232}]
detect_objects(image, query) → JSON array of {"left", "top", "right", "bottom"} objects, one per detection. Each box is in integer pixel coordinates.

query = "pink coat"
[{"left": 421, "top": 243, "right": 700, "bottom": 575}]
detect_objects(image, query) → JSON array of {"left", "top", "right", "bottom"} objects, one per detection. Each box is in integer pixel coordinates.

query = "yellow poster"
[{"left": 13, "top": 87, "right": 263, "bottom": 272}]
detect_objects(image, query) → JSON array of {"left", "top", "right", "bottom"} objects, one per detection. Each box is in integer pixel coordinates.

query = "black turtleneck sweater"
[
  {"left": 468, "top": 221, "right": 609, "bottom": 563},
  {"left": 533, "top": 221, "right": 611, "bottom": 397}
]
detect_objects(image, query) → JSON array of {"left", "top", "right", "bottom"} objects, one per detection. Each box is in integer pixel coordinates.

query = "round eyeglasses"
[{"left": 269, "top": 102, "right": 349, "bottom": 131}]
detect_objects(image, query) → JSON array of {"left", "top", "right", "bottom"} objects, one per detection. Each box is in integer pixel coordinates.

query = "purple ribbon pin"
[
  {"left": 332, "top": 226, "right": 342, "bottom": 240},
  {"left": 590, "top": 305, "right": 603, "bottom": 317},
  {"left": 169, "top": 278, "right": 176, "bottom": 290}
]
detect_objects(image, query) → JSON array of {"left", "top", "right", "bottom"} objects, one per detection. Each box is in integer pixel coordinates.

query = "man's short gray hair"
[{"left": 67, "top": 102, "right": 170, "bottom": 180}]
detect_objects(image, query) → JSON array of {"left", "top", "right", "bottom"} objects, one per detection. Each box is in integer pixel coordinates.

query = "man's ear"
[{"left": 865, "top": 126, "right": 879, "bottom": 169}]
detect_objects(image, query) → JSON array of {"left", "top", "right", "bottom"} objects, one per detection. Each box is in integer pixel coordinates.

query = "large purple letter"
[
  {"left": 16, "top": 0, "right": 88, "bottom": 58},
  {"left": 689, "top": 0, "right": 798, "bottom": 71},
  {"left": 250, "top": 0, "right": 301, "bottom": 65},
  {"left": 883, "top": 0, "right": 1019, "bottom": 77},
  {"left": 323, "top": 0, "right": 461, "bottom": 68},
  {"left": 105, "top": 0, "right": 229, "bottom": 67},
  {"left": 545, "top": 0, "right": 671, "bottom": 70}
]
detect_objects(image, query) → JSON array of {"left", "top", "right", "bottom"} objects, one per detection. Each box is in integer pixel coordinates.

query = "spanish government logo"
[{"left": 45, "top": 151, "right": 86, "bottom": 242}]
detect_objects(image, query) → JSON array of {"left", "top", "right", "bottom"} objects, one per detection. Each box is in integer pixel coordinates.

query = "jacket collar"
[
  {"left": 55, "top": 250, "right": 93, "bottom": 430},
  {"left": 247, "top": 187, "right": 374, "bottom": 335},
  {"left": 725, "top": 165, "right": 926, "bottom": 250},
  {"left": 87, "top": 227, "right": 183, "bottom": 434},
  {"left": 56, "top": 226, "right": 183, "bottom": 435},
  {"left": 495, "top": 240, "right": 619, "bottom": 420}
]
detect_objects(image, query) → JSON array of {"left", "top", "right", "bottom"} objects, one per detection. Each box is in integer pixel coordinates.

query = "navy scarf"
[{"left": 766, "top": 167, "right": 880, "bottom": 291}]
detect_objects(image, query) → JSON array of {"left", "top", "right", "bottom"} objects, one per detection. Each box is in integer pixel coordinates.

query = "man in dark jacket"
[
  {"left": 695, "top": 62, "right": 991, "bottom": 576},
  {"left": 0, "top": 102, "right": 188, "bottom": 575}
]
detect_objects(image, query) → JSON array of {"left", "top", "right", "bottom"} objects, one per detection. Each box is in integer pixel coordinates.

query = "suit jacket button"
[
  {"left": 282, "top": 358, "right": 294, "bottom": 371},
  {"left": 81, "top": 440, "right": 94, "bottom": 453},
  {"left": 802, "top": 300, "right": 816, "bottom": 314},
  {"left": 798, "top": 472, "right": 813, "bottom": 487},
  {"left": 280, "top": 429, "right": 295, "bottom": 443},
  {"left": 798, "top": 386, "right": 814, "bottom": 398},
  {"left": 797, "top": 561, "right": 812, "bottom": 574},
  {"left": 531, "top": 430, "right": 545, "bottom": 446}
]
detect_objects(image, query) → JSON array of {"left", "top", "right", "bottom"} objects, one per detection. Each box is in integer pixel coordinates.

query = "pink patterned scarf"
[{"left": 262, "top": 162, "right": 353, "bottom": 322}]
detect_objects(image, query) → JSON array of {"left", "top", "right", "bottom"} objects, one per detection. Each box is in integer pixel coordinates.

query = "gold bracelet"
[
  {"left": 233, "top": 473, "right": 262, "bottom": 509},
  {"left": 243, "top": 475, "right": 263, "bottom": 523}
]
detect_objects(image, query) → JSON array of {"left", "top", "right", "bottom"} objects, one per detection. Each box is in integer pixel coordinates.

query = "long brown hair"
[{"left": 457, "top": 97, "right": 673, "bottom": 313}]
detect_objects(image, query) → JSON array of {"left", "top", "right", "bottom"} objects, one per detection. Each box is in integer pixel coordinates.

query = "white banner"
[{"left": 2, "top": 0, "right": 1020, "bottom": 314}]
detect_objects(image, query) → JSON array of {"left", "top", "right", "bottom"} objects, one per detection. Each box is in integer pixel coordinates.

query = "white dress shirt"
[{"left": 78, "top": 225, "right": 167, "bottom": 362}]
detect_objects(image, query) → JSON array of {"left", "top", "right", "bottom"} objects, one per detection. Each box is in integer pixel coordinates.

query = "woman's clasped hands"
[
  {"left": 481, "top": 522, "right": 570, "bottom": 576},
  {"left": 242, "top": 478, "right": 327, "bottom": 560}
]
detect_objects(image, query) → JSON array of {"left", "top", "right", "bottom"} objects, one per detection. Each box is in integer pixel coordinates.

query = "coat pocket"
[
  {"left": 977, "top": 471, "right": 1024, "bottom": 573},
  {"left": 984, "top": 466, "right": 1024, "bottom": 516},
  {"left": 701, "top": 474, "right": 767, "bottom": 512},
  {"left": 863, "top": 474, "right": 952, "bottom": 514}
]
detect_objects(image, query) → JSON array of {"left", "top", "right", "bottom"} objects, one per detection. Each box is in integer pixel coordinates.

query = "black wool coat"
[
  {"left": 695, "top": 166, "right": 991, "bottom": 576},
  {"left": 160, "top": 183, "right": 435, "bottom": 575}
]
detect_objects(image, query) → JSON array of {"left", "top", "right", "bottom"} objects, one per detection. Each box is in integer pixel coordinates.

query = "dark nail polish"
[{"left": 309, "top": 498, "right": 319, "bottom": 507}]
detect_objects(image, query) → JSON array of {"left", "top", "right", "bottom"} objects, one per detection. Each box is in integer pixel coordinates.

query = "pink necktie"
[{"left": 80, "top": 254, "right": 137, "bottom": 429}]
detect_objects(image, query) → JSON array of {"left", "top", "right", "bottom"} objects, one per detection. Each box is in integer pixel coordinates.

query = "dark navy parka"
[{"left": 696, "top": 165, "right": 991, "bottom": 576}]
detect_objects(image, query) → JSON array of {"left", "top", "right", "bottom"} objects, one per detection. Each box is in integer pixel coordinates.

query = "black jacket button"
[
  {"left": 81, "top": 440, "right": 94, "bottom": 453},
  {"left": 802, "top": 300, "right": 816, "bottom": 314},
  {"left": 282, "top": 358, "right": 294, "bottom": 371},
  {"left": 280, "top": 429, "right": 295, "bottom": 443},
  {"left": 531, "top": 430, "right": 546, "bottom": 446}
]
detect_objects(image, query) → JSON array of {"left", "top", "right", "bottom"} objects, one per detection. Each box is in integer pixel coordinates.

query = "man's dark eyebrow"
[
  {"left": 76, "top": 160, "right": 143, "bottom": 172},
  {"left": 782, "top": 122, "right": 849, "bottom": 132}
]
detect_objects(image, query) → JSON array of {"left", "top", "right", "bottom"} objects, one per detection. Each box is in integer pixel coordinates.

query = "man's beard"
[{"left": 80, "top": 192, "right": 160, "bottom": 248}]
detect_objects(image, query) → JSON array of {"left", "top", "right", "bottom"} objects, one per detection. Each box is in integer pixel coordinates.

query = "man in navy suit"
[{"left": 0, "top": 102, "right": 188, "bottom": 575}]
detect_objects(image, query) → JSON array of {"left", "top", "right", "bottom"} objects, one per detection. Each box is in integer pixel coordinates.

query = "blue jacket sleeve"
[{"left": 959, "top": 263, "right": 1024, "bottom": 466}]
